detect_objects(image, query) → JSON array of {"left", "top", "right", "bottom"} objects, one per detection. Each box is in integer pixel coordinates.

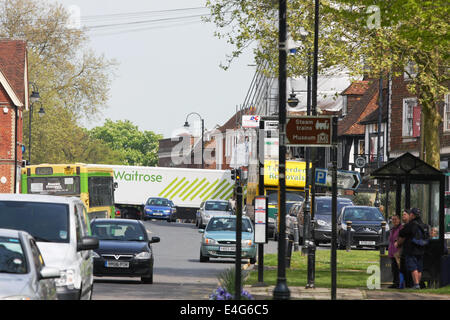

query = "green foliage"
[
  {"left": 30, "top": 106, "right": 123, "bottom": 164},
  {"left": 352, "top": 193, "right": 372, "bottom": 206},
  {"left": 89, "top": 119, "right": 163, "bottom": 166},
  {"left": 0, "top": 0, "right": 118, "bottom": 165}
]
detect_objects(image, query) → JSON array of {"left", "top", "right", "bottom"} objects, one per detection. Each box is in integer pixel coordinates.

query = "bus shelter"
[{"left": 371, "top": 152, "right": 449, "bottom": 288}]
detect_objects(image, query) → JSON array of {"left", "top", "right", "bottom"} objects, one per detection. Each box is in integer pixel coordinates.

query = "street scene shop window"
[
  {"left": 444, "top": 94, "right": 450, "bottom": 132},
  {"left": 402, "top": 98, "right": 420, "bottom": 137}
]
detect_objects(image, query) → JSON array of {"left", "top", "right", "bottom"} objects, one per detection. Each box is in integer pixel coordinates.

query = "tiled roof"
[
  {"left": 342, "top": 80, "right": 370, "bottom": 95},
  {"left": 338, "top": 80, "right": 378, "bottom": 136},
  {"left": 359, "top": 88, "right": 389, "bottom": 125},
  {"left": 0, "top": 39, "right": 27, "bottom": 106}
]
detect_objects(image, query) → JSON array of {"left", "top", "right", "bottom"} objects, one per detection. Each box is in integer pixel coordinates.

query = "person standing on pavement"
[
  {"left": 397, "top": 208, "right": 427, "bottom": 289},
  {"left": 396, "top": 209, "right": 413, "bottom": 288},
  {"left": 388, "top": 214, "right": 402, "bottom": 288}
]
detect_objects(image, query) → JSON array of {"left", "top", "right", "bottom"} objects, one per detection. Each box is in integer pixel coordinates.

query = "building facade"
[{"left": 0, "top": 40, "right": 28, "bottom": 193}]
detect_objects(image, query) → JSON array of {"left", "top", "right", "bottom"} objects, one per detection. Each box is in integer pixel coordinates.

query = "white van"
[{"left": 0, "top": 194, "right": 98, "bottom": 300}]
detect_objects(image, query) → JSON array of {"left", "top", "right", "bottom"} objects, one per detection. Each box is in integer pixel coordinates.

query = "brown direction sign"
[{"left": 286, "top": 116, "right": 333, "bottom": 146}]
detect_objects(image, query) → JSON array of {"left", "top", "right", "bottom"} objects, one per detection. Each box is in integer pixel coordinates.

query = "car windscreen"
[
  {"left": 0, "top": 236, "right": 27, "bottom": 274},
  {"left": 343, "top": 207, "right": 384, "bottom": 221},
  {"left": 0, "top": 201, "right": 70, "bottom": 243},
  {"left": 146, "top": 198, "right": 170, "bottom": 207},
  {"left": 267, "top": 190, "right": 303, "bottom": 204},
  {"left": 205, "top": 201, "right": 230, "bottom": 211},
  {"left": 315, "top": 199, "right": 354, "bottom": 215},
  {"left": 206, "top": 217, "right": 253, "bottom": 233},
  {"left": 91, "top": 222, "right": 146, "bottom": 241}
]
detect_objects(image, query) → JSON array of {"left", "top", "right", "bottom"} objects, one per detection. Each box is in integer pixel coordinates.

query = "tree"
[
  {"left": 0, "top": 0, "right": 117, "bottom": 163},
  {"left": 206, "top": 0, "right": 449, "bottom": 168},
  {"left": 327, "top": 0, "right": 449, "bottom": 169},
  {"left": 31, "top": 106, "right": 123, "bottom": 164},
  {"left": 89, "top": 119, "right": 163, "bottom": 166}
]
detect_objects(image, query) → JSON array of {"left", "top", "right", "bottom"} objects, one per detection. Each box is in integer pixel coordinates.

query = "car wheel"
[
  {"left": 200, "top": 250, "right": 209, "bottom": 262},
  {"left": 141, "top": 270, "right": 153, "bottom": 284}
]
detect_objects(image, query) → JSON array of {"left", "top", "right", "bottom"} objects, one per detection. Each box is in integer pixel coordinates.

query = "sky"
[{"left": 53, "top": 0, "right": 256, "bottom": 138}]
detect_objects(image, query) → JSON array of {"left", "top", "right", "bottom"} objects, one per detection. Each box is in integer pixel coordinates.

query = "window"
[
  {"left": 444, "top": 94, "right": 450, "bottom": 132},
  {"left": 0, "top": 236, "right": 27, "bottom": 274},
  {"left": 402, "top": 98, "right": 419, "bottom": 137},
  {"left": 29, "top": 239, "right": 45, "bottom": 272},
  {"left": 342, "top": 95, "right": 348, "bottom": 116},
  {"left": 88, "top": 176, "right": 114, "bottom": 207},
  {"left": 0, "top": 201, "right": 69, "bottom": 243},
  {"left": 28, "top": 176, "right": 80, "bottom": 196}
]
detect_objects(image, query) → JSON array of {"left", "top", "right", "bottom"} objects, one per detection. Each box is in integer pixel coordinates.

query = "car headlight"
[
  {"left": 146, "top": 208, "right": 152, "bottom": 213},
  {"left": 204, "top": 214, "right": 210, "bottom": 218},
  {"left": 56, "top": 269, "right": 75, "bottom": 288},
  {"left": 135, "top": 251, "right": 151, "bottom": 259},
  {"left": 242, "top": 240, "right": 253, "bottom": 247},
  {"left": 204, "top": 238, "right": 217, "bottom": 245},
  {"left": 316, "top": 219, "right": 329, "bottom": 227},
  {"left": 92, "top": 251, "right": 100, "bottom": 258}
]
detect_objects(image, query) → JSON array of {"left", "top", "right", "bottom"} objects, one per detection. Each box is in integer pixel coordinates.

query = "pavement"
[
  {"left": 242, "top": 264, "right": 450, "bottom": 300},
  {"left": 244, "top": 284, "right": 450, "bottom": 300}
]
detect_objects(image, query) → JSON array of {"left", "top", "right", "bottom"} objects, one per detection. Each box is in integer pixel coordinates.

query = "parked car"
[
  {"left": 0, "top": 194, "right": 99, "bottom": 300},
  {"left": 143, "top": 197, "right": 176, "bottom": 222},
  {"left": 196, "top": 199, "right": 233, "bottom": 229},
  {"left": 294, "top": 196, "right": 355, "bottom": 245},
  {"left": 0, "top": 228, "right": 60, "bottom": 300},
  {"left": 199, "top": 216, "right": 256, "bottom": 264},
  {"left": 90, "top": 219, "right": 160, "bottom": 284},
  {"left": 337, "top": 206, "right": 389, "bottom": 249},
  {"left": 273, "top": 200, "right": 305, "bottom": 241}
]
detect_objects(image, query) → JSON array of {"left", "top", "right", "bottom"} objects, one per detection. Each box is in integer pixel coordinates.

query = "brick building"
[{"left": 0, "top": 40, "right": 28, "bottom": 193}]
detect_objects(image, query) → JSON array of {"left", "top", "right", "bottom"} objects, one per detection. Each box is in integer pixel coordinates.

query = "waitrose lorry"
[{"left": 92, "top": 165, "right": 234, "bottom": 220}]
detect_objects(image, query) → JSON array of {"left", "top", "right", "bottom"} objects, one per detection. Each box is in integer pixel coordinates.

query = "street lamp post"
[
  {"left": 28, "top": 85, "right": 45, "bottom": 165},
  {"left": 273, "top": 0, "right": 290, "bottom": 300},
  {"left": 184, "top": 112, "right": 204, "bottom": 169}
]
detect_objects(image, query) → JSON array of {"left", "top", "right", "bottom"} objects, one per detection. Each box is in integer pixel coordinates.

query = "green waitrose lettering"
[{"left": 114, "top": 170, "right": 163, "bottom": 183}]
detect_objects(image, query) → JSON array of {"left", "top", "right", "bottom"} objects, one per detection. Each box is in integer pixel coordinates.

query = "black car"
[
  {"left": 337, "top": 206, "right": 388, "bottom": 249},
  {"left": 90, "top": 219, "right": 160, "bottom": 284},
  {"left": 295, "top": 196, "right": 354, "bottom": 245}
]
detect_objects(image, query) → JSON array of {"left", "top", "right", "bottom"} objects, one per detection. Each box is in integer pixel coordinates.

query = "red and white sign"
[{"left": 242, "top": 115, "right": 260, "bottom": 128}]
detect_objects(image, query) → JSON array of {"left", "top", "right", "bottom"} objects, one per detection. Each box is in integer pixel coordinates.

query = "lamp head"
[{"left": 30, "top": 90, "right": 40, "bottom": 103}]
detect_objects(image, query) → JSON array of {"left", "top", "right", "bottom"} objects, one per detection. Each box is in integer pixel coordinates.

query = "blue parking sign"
[{"left": 315, "top": 169, "right": 327, "bottom": 185}]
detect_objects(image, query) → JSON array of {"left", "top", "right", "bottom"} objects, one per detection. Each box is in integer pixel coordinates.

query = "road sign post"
[{"left": 315, "top": 168, "right": 361, "bottom": 191}]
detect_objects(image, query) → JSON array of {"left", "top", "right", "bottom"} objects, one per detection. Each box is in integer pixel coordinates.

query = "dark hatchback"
[
  {"left": 337, "top": 206, "right": 388, "bottom": 249},
  {"left": 295, "top": 196, "right": 354, "bottom": 245},
  {"left": 90, "top": 219, "right": 160, "bottom": 284}
]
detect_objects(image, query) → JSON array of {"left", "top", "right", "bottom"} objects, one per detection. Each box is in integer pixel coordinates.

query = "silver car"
[
  {"left": 0, "top": 228, "right": 60, "bottom": 300},
  {"left": 196, "top": 199, "right": 233, "bottom": 229}
]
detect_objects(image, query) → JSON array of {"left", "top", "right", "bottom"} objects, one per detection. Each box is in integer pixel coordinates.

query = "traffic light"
[
  {"left": 231, "top": 168, "right": 241, "bottom": 185},
  {"left": 235, "top": 169, "right": 241, "bottom": 184},
  {"left": 231, "top": 169, "right": 236, "bottom": 180}
]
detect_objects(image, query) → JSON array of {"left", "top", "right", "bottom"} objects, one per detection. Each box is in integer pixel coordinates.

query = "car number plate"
[
  {"left": 359, "top": 241, "right": 376, "bottom": 246},
  {"left": 219, "top": 246, "right": 236, "bottom": 252},
  {"left": 105, "top": 261, "right": 129, "bottom": 268}
]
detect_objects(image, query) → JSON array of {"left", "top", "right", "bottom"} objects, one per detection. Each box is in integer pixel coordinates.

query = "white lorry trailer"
[{"left": 92, "top": 165, "right": 234, "bottom": 220}]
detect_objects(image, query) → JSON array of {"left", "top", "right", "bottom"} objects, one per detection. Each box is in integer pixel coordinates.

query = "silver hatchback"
[
  {"left": 196, "top": 200, "right": 234, "bottom": 229},
  {"left": 0, "top": 228, "right": 60, "bottom": 300}
]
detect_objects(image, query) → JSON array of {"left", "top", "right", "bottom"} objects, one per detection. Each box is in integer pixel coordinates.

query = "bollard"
[
  {"left": 286, "top": 234, "right": 293, "bottom": 268},
  {"left": 293, "top": 220, "right": 300, "bottom": 251},
  {"left": 346, "top": 221, "right": 352, "bottom": 252},
  {"left": 380, "top": 221, "right": 386, "bottom": 255}
]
